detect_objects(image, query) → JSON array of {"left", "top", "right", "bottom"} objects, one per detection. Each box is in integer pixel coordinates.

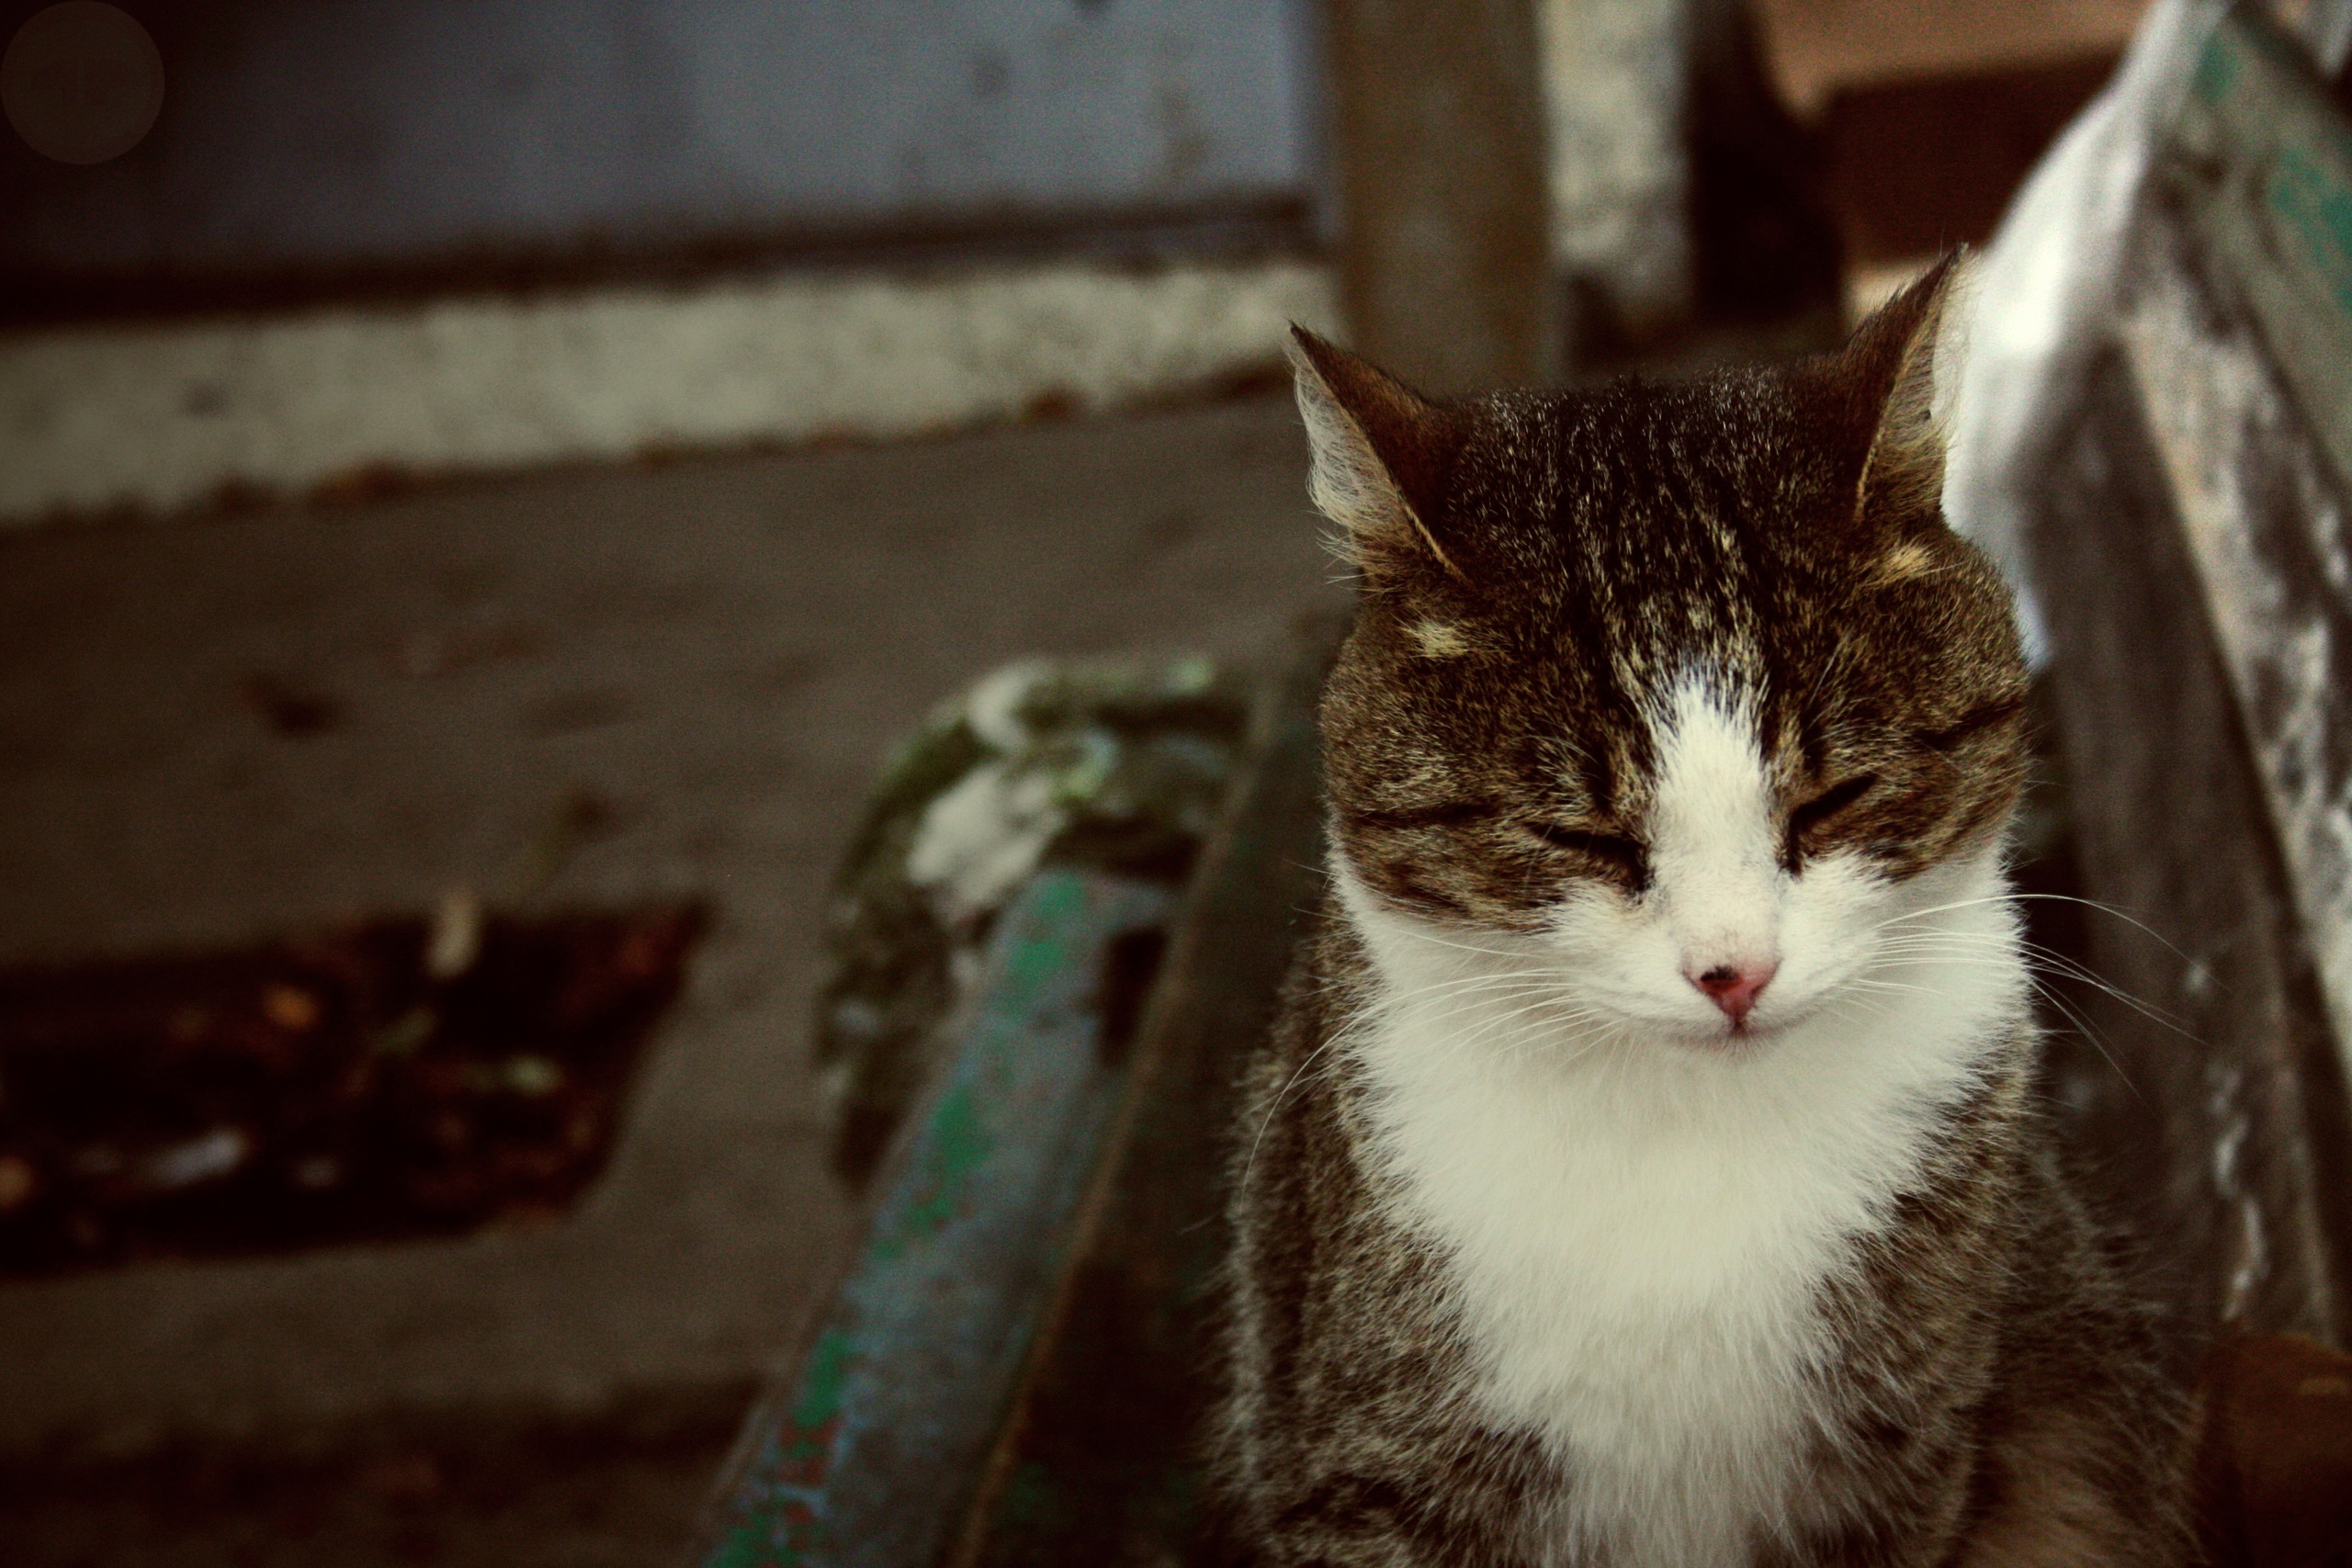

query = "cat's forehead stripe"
[{"left": 1649, "top": 677, "right": 1770, "bottom": 807}]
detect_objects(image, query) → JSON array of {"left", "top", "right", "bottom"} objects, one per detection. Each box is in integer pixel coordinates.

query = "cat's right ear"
[
  {"left": 1840, "top": 252, "right": 1974, "bottom": 533},
  {"left": 1287, "top": 327, "right": 1469, "bottom": 581}
]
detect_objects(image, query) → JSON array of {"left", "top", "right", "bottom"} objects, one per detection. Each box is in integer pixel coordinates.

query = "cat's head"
[{"left": 1295, "top": 258, "right": 2030, "bottom": 1048}]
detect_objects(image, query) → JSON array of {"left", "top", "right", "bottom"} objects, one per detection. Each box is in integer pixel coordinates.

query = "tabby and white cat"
[{"left": 1216, "top": 261, "right": 2195, "bottom": 1566}]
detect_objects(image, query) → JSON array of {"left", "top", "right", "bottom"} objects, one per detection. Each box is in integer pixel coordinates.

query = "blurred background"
[{"left": 0, "top": 0, "right": 2314, "bottom": 1562}]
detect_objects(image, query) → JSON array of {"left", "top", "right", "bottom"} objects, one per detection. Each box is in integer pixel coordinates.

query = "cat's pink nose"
[{"left": 1690, "top": 961, "right": 1777, "bottom": 1026}]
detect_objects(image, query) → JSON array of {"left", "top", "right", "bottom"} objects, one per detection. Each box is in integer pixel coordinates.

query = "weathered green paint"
[
  {"left": 2166, "top": 7, "right": 2352, "bottom": 496},
  {"left": 872, "top": 1083, "right": 993, "bottom": 1261},
  {"left": 2267, "top": 144, "right": 2352, "bottom": 316},
  {"left": 1005, "top": 871, "right": 1085, "bottom": 991},
  {"left": 946, "top": 643, "right": 1334, "bottom": 1568},
  {"left": 2191, "top": 26, "right": 2241, "bottom": 107},
  {"left": 689, "top": 866, "right": 1174, "bottom": 1568},
  {"left": 788, "top": 1327, "right": 855, "bottom": 1437}
]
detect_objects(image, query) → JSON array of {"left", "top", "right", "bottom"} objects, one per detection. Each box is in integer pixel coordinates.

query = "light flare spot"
[
  {"left": 1408, "top": 619, "right": 1472, "bottom": 659},
  {"left": 1869, "top": 539, "right": 1942, "bottom": 586}
]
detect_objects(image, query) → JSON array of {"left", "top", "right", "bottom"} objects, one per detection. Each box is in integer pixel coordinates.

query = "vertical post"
[
  {"left": 1318, "top": 0, "right": 1556, "bottom": 394},
  {"left": 1534, "top": 0, "right": 1695, "bottom": 352}
]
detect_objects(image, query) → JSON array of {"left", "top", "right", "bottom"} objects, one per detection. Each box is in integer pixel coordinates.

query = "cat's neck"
[{"left": 1322, "top": 849, "right": 2032, "bottom": 1568}]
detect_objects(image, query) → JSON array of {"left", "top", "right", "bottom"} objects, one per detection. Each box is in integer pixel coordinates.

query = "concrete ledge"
[{"left": 0, "top": 255, "right": 1338, "bottom": 528}]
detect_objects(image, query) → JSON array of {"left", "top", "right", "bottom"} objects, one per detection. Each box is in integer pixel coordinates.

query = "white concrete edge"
[{"left": 0, "top": 254, "right": 1341, "bottom": 528}]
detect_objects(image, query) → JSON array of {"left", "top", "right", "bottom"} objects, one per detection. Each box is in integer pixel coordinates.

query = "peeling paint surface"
[
  {"left": 2122, "top": 207, "right": 2352, "bottom": 1094},
  {"left": 2207, "top": 1055, "right": 2271, "bottom": 1322},
  {"left": 696, "top": 867, "right": 1171, "bottom": 1568},
  {"left": 2109, "top": 7, "right": 2352, "bottom": 1103}
]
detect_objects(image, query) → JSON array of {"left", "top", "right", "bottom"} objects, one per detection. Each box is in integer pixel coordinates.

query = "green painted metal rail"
[
  {"left": 694, "top": 867, "right": 1174, "bottom": 1568},
  {"left": 685, "top": 640, "right": 1329, "bottom": 1568}
]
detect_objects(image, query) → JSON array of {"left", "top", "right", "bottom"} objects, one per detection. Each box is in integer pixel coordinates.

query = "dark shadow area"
[{"left": 1823, "top": 52, "right": 2120, "bottom": 265}]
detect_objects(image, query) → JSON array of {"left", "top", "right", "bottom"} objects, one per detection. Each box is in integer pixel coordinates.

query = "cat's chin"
[
  {"left": 1646, "top": 997, "right": 1828, "bottom": 1054},
  {"left": 1661, "top": 1018, "right": 1783, "bottom": 1054}
]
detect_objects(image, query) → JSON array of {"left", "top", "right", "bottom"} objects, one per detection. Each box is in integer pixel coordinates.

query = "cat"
[{"left": 1213, "top": 258, "right": 2198, "bottom": 1567}]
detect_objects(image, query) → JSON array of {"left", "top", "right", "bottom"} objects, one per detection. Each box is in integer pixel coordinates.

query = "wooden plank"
[
  {"left": 690, "top": 867, "right": 1175, "bottom": 1568},
  {"left": 1998, "top": 0, "right": 2352, "bottom": 1350},
  {"left": 2027, "top": 351, "right": 2352, "bottom": 1348},
  {"left": 2140, "top": 6, "right": 2352, "bottom": 1119},
  {"left": 942, "top": 634, "right": 1330, "bottom": 1568}
]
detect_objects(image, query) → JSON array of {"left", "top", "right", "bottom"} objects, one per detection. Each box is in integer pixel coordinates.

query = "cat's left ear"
[
  {"left": 1287, "top": 327, "right": 1470, "bottom": 581},
  {"left": 1840, "top": 251, "right": 1974, "bottom": 531}
]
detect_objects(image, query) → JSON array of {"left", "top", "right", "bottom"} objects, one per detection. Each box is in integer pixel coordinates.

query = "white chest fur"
[{"left": 1333, "top": 862, "right": 2025, "bottom": 1568}]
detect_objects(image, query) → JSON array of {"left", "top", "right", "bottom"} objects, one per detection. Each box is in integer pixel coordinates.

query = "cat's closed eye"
[
  {"left": 1787, "top": 773, "right": 1877, "bottom": 856},
  {"left": 1526, "top": 822, "right": 1651, "bottom": 891}
]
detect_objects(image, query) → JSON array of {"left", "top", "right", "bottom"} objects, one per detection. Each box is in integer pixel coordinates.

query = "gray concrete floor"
[{"left": 0, "top": 394, "right": 1341, "bottom": 1563}]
